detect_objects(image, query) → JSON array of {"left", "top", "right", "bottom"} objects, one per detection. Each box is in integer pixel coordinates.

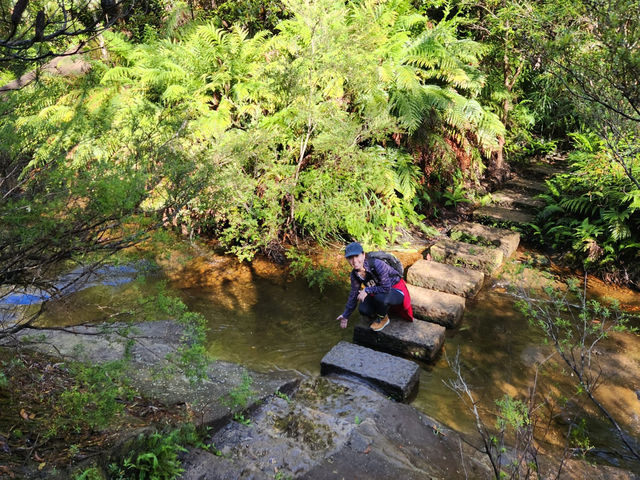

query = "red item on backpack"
[{"left": 389, "top": 278, "right": 413, "bottom": 321}]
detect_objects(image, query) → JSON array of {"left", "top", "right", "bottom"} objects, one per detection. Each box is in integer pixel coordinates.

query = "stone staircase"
[{"left": 321, "top": 165, "right": 558, "bottom": 400}]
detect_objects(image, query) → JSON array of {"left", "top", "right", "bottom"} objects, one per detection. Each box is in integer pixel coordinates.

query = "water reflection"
[{"left": 31, "top": 256, "right": 640, "bottom": 466}]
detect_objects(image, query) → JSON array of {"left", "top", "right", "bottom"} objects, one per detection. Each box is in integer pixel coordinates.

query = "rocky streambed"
[{"left": 4, "top": 319, "right": 637, "bottom": 479}]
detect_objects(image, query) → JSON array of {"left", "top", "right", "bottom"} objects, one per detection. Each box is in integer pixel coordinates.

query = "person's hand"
[
  {"left": 357, "top": 289, "right": 367, "bottom": 302},
  {"left": 337, "top": 315, "right": 348, "bottom": 329}
]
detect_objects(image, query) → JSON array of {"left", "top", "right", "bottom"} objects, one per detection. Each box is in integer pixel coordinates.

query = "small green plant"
[
  {"left": 274, "top": 472, "right": 293, "bottom": 480},
  {"left": 354, "top": 415, "right": 362, "bottom": 425},
  {"left": 73, "top": 466, "right": 103, "bottom": 480},
  {"left": 109, "top": 426, "right": 206, "bottom": 480},
  {"left": 233, "top": 413, "right": 252, "bottom": 426},
  {"left": 224, "top": 371, "right": 256, "bottom": 410},
  {"left": 275, "top": 390, "right": 291, "bottom": 403},
  {"left": 51, "top": 360, "right": 132, "bottom": 437}
]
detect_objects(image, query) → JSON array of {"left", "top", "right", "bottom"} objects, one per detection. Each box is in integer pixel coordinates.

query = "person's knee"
[{"left": 359, "top": 303, "right": 374, "bottom": 317}]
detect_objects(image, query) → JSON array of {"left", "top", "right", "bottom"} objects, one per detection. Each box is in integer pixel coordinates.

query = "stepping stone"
[
  {"left": 430, "top": 239, "right": 504, "bottom": 275},
  {"left": 353, "top": 317, "right": 446, "bottom": 362},
  {"left": 320, "top": 341, "right": 419, "bottom": 401},
  {"left": 490, "top": 188, "right": 545, "bottom": 211},
  {"left": 504, "top": 177, "right": 548, "bottom": 194},
  {"left": 450, "top": 221, "right": 521, "bottom": 259},
  {"left": 406, "top": 259, "right": 484, "bottom": 298},
  {"left": 407, "top": 284, "right": 465, "bottom": 329},
  {"left": 473, "top": 205, "right": 535, "bottom": 228}
]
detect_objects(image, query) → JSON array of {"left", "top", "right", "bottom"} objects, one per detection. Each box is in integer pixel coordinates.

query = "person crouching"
[{"left": 336, "top": 242, "right": 413, "bottom": 332}]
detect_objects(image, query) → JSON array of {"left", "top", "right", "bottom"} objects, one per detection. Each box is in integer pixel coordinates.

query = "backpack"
[{"left": 366, "top": 251, "right": 404, "bottom": 278}]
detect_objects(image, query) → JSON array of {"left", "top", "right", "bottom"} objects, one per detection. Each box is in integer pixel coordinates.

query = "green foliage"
[
  {"left": 51, "top": 360, "right": 132, "bottom": 437},
  {"left": 210, "top": 0, "right": 287, "bottom": 33},
  {"left": 109, "top": 429, "right": 188, "bottom": 480},
  {"left": 495, "top": 395, "right": 529, "bottom": 432},
  {"left": 73, "top": 467, "right": 104, "bottom": 480},
  {"left": 223, "top": 371, "right": 256, "bottom": 411},
  {"left": 148, "top": 288, "right": 210, "bottom": 383},
  {"left": 569, "top": 419, "right": 593, "bottom": 457},
  {"left": 534, "top": 133, "right": 640, "bottom": 285},
  {"left": 275, "top": 390, "right": 291, "bottom": 403},
  {"left": 286, "top": 249, "right": 337, "bottom": 292},
  {"left": 1, "top": 0, "right": 507, "bottom": 262}
]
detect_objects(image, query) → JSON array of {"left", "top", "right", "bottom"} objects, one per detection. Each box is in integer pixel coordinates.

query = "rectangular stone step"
[
  {"left": 353, "top": 317, "right": 445, "bottom": 362},
  {"left": 407, "top": 284, "right": 465, "bottom": 329},
  {"left": 521, "top": 163, "right": 564, "bottom": 179},
  {"left": 473, "top": 205, "right": 535, "bottom": 228},
  {"left": 490, "top": 188, "right": 545, "bottom": 211},
  {"left": 450, "top": 221, "right": 520, "bottom": 259},
  {"left": 320, "top": 341, "right": 420, "bottom": 401},
  {"left": 430, "top": 239, "right": 504, "bottom": 275},
  {"left": 406, "top": 259, "right": 484, "bottom": 298},
  {"left": 504, "top": 177, "right": 548, "bottom": 194}
]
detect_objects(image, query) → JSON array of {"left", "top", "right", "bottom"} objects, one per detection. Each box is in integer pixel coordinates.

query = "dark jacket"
[{"left": 340, "top": 257, "right": 402, "bottom": 318}]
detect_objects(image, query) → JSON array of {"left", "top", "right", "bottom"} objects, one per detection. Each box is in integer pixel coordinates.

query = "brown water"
[{"left": 30, "top": 252, "right": 640, "bottom": 468}]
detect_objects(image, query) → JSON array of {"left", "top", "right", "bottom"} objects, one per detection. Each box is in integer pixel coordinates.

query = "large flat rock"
[
  {"left": 407, "top": 284, "right": 466, "bottom": 329},
  {"left": 473, "top": 205, "right": 535, "bottom": 227},
  {"left": 490, "top": 188, "right": 545, "bottom": 211},
  {"left": 181, "top": 377, "right": 495, "bottom": 480},
  {"left": 353, "top": 317, "right": 446, "bottom": 362},
  {"left": 450, "top": 221, "right": 521, "bottom": 259},
  {"left": 430, "top": 239, "right": 504, "bottom": 275},
  {"left": 3, "top": 321, "right": 301, "bottom": 430},
  {"left": 320, "top": 341, "right": 419, "bottom": 401},
  {"left": 406, "top": 259, "right": 484, "bottom": 298}
]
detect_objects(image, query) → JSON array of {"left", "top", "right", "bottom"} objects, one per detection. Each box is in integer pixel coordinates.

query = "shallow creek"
[{"left": 31, "top": 250, "right": 640, "bottom": 468}]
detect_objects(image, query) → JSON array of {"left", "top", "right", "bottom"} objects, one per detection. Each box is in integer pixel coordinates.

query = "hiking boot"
[{"left": 370, "top": 315, "right": 390, "bottom": 332}]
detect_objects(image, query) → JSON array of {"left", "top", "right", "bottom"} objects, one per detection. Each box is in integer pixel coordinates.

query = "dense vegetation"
[{"left": 1, "top": 0, "right": 638, "bottom": 285}]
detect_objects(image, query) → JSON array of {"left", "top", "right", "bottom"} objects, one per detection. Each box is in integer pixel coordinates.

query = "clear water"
[{"left": 30, "top": 255, "right": 640, "bottom": 466}]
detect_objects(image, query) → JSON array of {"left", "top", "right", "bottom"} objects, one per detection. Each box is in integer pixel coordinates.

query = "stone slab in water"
[
  {"left": 430, "top": 238, "right": 504, "bottom": 275},
  {"left": 320, "top": 341, "right": 419, "bottom": 401},
  {"left": 407, "top": 284, "right": 466, "bottom": 329},
  {"left": 504, "top": 177, "right": 548, "bottom": 194},
  {"left": 353, "top": 317, "right": 446, "bottom": 362},
  {"left": 490, "top": 188, "right": 545, "bottom": 211},
  {"left": 473, "top": 205, "right": 535, "bottom": 227},
  {"left": 451, "top": 221, "right": 521, "bottom": 259},
  {"left": 406, "top": 259, "right": 484, "bottom": 298}
]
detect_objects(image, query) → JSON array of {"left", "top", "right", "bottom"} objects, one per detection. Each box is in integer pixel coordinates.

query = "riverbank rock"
[
  {"left": 430, "top": 238, "right": 504, "bottom": 276},
  {"left": 2, "top": 320, "right": 301, "bottom": 430},
  {"left": 450, "top": 221, "right": 521, "bottom": 259},
  {"left": 320, "top": 341, "right": 419, "bottom": 401},
  {"left": 407, "top": 284, "right": 465, "bottom": 328},
  {"left": 407, "top": 259, "right": 484, "bottom": 298},
  {"left": 180, "top": 377, "right": 494, "bottom": 480},
  {"left": 353, "top": 317, "right": 446, "bottom": 362}
]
